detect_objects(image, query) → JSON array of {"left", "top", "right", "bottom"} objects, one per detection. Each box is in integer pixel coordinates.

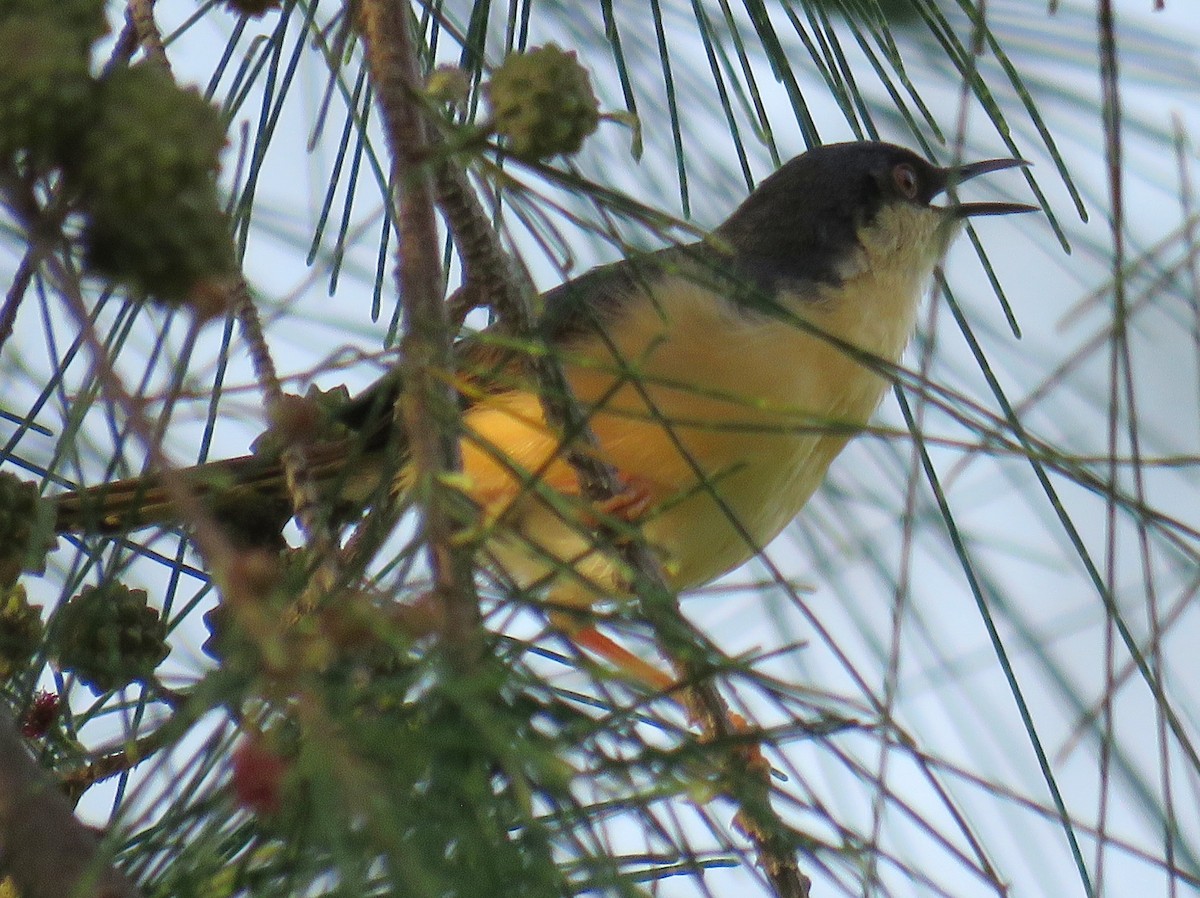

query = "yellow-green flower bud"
[
  {"left": 0, "top": 583, "right": 43, "bottom": 681},
  {"left": 54, "top": 582, "right": 169, "bottom": 694},
  {"left": 485, "top": 44, "right": 599, "bottom": 161}
]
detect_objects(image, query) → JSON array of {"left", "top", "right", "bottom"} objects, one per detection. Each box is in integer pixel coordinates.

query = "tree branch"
[
  {"left": 356, "top": 0, "right": 482, "bottom": 664},
  {"left": 425, "top": 66, "right": 811, "bottom": 898},
  {"left": 0, "top": 708, "right": 141, "bottom": 898},
  {"left": 351, "top": 19, "right": 806, "bottom": 893},
  {"left": 126, "top": 0, "right": 168, "bottom": 70}
]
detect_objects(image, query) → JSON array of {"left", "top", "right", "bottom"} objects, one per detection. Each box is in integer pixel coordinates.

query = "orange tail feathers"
[{"left": 569, "top": 625, "right": 676, "bottom": 692}]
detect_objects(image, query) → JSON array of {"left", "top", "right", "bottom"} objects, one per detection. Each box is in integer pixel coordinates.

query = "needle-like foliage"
[{"left": 1, "top": 2, "right": 1198, "bottom": 897}]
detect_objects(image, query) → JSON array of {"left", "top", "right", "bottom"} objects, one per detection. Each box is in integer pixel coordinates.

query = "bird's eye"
[{"left": 893, "top": 163, "right": 919, "bottom": 199}]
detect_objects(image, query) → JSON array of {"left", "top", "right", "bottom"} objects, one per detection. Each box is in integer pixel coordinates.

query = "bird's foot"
[{"left": 589, "top": 475, "right": 657, "bottom": 527}]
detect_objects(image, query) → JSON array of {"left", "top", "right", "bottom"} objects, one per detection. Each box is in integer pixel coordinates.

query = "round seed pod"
[
  {"left": 0, "top": 583, "right": 44, "bottom": 681},
  {"left": 485, "top": 44, "right": 599, "bottom": 161},
  {"left": 54, "top": 582, "right": 169, "bottom": 694}
]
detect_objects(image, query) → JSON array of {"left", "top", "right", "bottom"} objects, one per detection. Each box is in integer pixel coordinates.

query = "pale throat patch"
[{"left": 807, "top": 203, "right": 958, "bottom": 362}]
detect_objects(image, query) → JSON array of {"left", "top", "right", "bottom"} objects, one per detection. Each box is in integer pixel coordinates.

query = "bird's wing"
[
  {"left": 55, "top": 244, "right": 717, "bottom": 538},
  {"left": 335, "top": 243, "right": 697, "bottom": 445},
  {"left": 534, "top": 244, "right": 687, "bottom": 343}
]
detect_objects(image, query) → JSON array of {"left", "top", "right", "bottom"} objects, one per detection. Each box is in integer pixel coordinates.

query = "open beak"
[{"left": 940, "top": 157, "right": 1039, "bottom": 217}]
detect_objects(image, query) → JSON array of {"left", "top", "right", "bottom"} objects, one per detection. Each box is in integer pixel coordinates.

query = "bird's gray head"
[{"left": 717, "top": 141, "right": 1036, "bottom": 293}]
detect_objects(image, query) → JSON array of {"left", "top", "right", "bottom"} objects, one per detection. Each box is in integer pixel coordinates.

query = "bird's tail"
[
  {"left": 53, "top": 441, "right": 377, "bottom": 542},
  {"left": 53, "top": 452, "right": 291, "bottom": 536}
]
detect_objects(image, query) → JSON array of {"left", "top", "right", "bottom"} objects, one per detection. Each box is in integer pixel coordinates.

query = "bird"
[{"left": 53, "top": 140, "right": 1036, "bottom": 685}]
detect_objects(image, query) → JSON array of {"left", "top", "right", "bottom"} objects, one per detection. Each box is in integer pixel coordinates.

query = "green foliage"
[
  {"left": 485, "top": 44, "right": 599, "bottom": 161},
  {"left": 70, "top": 65, "right": 235, "bottom": 304},
  {"left": 0, "top": 0, "right": 108, "bottom": 50},
  {"left": 53, "top": 582, "right": 169, "bottom": 693},
  {"left": 81, "top": 191, "right": 236, "bottom": 307},
  {"left": 259, "top": 664, "right": 573, "bottom": 898},
  {"left": 364, "top": 704, "right": 566, "bottom": 897},
  {"left": 0, "top": 0, "right": 106, "bottom": 166},
  {"left": 201, "top": 550, "right": 320, "bottom": 674},
  {"left": 0, "top": 18, "right": 95, "bottom": 168},
  {"left": 426, "top": 64, "right": 472, "bottom": 105},
  {"left": 71, "top": 66, "right": 228, "bottom": 201},
  {"left": 0, "top": 583, "right": 43, "bottom": 681},
  {"left": 249, "top": 385, "right": 355, "bottom": 458},
  {"left": 816, "top": 0, "right": 922, "bottom": 26},
  {"left": 0, "top": 473, "right": 53, "bottom": 588},
  {"left": 2, "top": 1, "right": 1197, "bottom": 896},
  {"left": 0, "top": 0, "right": 234, "bottom": 308}
]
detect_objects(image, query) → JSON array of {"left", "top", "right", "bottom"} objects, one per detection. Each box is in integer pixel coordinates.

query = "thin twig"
[
  {"left": 432, "top": 163, "right": 527, "bottom": 326},
  {"left": 423, "top": 61, "right": 810, "bottom": 898},
  {"left": 228, "top": 276, "right": 341, "bottom": 573},
  {"left": 356, "top": 0, "right": 482, "bottom": 663},
  {"left": 0, "top": 171, "right": 240, "bottom": 568},
  {"left": 0, "top": 177, "right": 76, "bottom": 356},
  {"left": 49, "top": 262, "right": 239, "bottom": 568},
  {"left": 0, "top": 707, "right": 142, "bottom": 898},
  {"left": 342, "top": 15, "right": 808, "bottom": 891},
  {"left": 0, "top": 235, "right": 37, "bottom": 354},
  {"left": 127, "top": 0, "right": 169, "bottom": 71},
  {"left": 59, "top": 728, "right": 174, "bottom": 800},
  {"left": 0, "top": 2, "right": 150, "bottom": 354},
  {"left": 408, "top": 46, "right": 811, "bottom": 898},
  {"left": 1097, "top": 0, "right": 1122, "bottom": 892}
]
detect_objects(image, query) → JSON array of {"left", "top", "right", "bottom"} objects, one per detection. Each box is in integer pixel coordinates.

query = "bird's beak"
[{"left": 940, "top": 157, "right": 1039, "bottom": 217}]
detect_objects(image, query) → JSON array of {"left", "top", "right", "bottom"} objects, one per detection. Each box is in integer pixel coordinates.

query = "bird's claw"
[{"left": 589, "top": 475, "right": 657, "bottom": 527}]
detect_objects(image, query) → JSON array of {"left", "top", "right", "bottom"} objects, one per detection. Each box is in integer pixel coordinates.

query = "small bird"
[{"left": 55, "top": 141, "right": 1034, "bottom": 678}]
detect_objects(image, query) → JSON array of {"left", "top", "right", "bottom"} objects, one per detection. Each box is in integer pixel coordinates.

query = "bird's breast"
[
  {"left": 461, "top": 247, "right": 935, "bottom": 601},
  {"left": 554, "top": 264, "right": 929, "bottom": 587}
]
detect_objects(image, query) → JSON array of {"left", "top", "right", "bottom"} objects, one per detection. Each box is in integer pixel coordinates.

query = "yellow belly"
[{"left": 459, "top": 262, "right": 929, "bottom": 608}]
